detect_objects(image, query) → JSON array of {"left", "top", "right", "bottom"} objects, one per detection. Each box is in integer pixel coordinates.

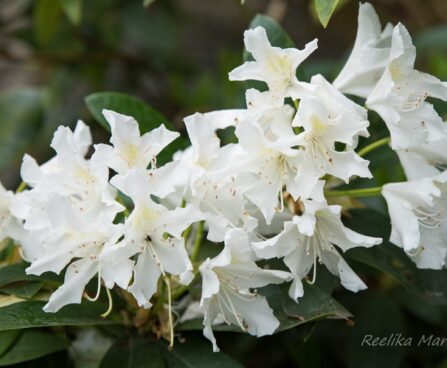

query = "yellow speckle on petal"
[
  {"left": 74, "top": 165, "right": 95, "bottom": 184},
  {"left": 389, "top": 61, "right": 401, "bottom": 82},
  {"left": 310, "top": 115, "right": 327, "bottom": 137},
  {"left": 265, "top": 53, "right": 293, "bottom": 91},
  {"left": 133, "top": 206, "right": 159, "bottom": 233},
  {"left": 123, "top": 144, "right": 139, "bottom": 167}
]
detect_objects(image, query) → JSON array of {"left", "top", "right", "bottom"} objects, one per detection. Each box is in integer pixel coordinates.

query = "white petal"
[
  {"left": 320, "top": 205, "right": 382, "bottom": 251},
  {"left": 128, "top": 247, "right": 161, "bottom": 308},
  {"left": 202, "top": 300, "right": 220, "bottom": 352},
  {"left": 253, "top": 222, "right": 299, "bottom": 259},
  {"left": 410, "top": 226, "right": 447, "bottom": 270},
  {"left": 200, "top": 267, "right": 221, "bottom": 305},
  {"left": 43, "top": 259, "right": 97, "bottom": 313},
  {"left": 334, "top": 2, "right": 391, "bottom": 97},
  {"left": 73, "top": 120, "right": 93, "bottom": 156},
  {"left": 244, "top": 26, "right": 272, "bottom": 60},
  {"left": 101, "top": 258, "right": 134, "bottom": 289},
  {"left": 141, "top": 124, "right": 179, "bottom": 159},
  {"left": 156, "top": 205, "right": 203, "bottom": 238},
  {"left": 20, "top": 155, "right": 43, "bottom": 188},
  {"left": 319, "top": 248, "right": 367, "bottom": 292},
  {"left": 152, "top": 237, "right": 192, "bottom": 281},
  {"left": 224, "top": 289, "right": 280, "bottom": 337},
  {"left": 283, "top": 247, "right": 314, "bottom": 300}
]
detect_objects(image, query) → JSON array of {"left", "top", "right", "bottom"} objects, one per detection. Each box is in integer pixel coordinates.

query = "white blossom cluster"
[{"left": 0, "top": 2, "right": 446, "bottom": 352}]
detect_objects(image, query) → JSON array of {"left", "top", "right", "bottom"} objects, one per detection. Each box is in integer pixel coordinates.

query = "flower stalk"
[
  {"left": 357, "top": 137, "right": 391, "bottom": 157},
  {"left": 325, "top": 186, "right": 383, "bottom": 198}
]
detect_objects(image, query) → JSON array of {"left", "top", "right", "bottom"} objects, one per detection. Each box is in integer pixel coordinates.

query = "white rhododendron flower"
[
  {"left": 229, "top": 26, "right": 317, "bottom": 100},
  {"left": 94, "top": 109, "right": 179, "bottom": 175},
  {"left": 234, "top": 117, "right": 302, "bottom": 223},
  {"left": 253, "top": 200, "right": 381, "bottom": 300},
  {"left": 9, "top": 122, "right": 127, "bottom": 312},
  {"left": 293, "top": 75, "right": 372, "bottom": 198},
  {"left": 366, "top": 24, "right": 447, "bottom": 149},
  {"left": 199, "top": 229, "right": 291, "bottom": 352},
  {"left": 383, "top": 172, "right": 447, "bottom": 269},
  {"left": 111, "top": 169, "right": 203, "bottom": 308},
  {"left": 334, "top": 2, "right": 392, "bottom": 97},
  {"left": 16, "top": 121, "right": 121, "bottom": 229},
  {"left": 172, "top": 111, "right": 255, "bottom": 242}
]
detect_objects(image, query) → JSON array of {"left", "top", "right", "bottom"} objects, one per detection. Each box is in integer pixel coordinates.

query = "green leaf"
[
  {"left": 100, "top": 335, "right": 243, "bottom": 368},
  {"left": 345, "top": 209, "right": 447, "bottom": 304},
  {"left": 346, "top": 295, "right": 405, "bottom": 368},
  {"left": 178, "top": 283, "right": 351, "bottom": 333},
  {"left": 85, "top": 92, "right": 187, "bottom": 164},
  {"left": 85, "top": 92, "right": 173, "bottom": 133},
  {"left": 0, "top": 263, "right": 60, "bottom": 287},
  {"left": 0, "top": 264, "right": 59, "bottom": 299},
  {"left": 1, "top": 282, "right": 44, "bottom": 299},
  {"left": 0, "top": 301, "right": 114, "bottom": 331},
  {"left": 100, "top": 338, "right": 165, "bottom": 368},
  {"left": 0, "top": 89, "right": 45, "bottom": 172},
  {"left": 0, "top": 330, "right": 67, "bottom": 366},
  {"left": 59, "top": 0, "right": 82, "bottom": 25},
  {"left": 274, "top": 283, "right": 352, "bottom": 331},
  {"left": 0, "top": 264, "right": 39, "bottom": 288},
  {"left": 315, "top": 0, "right": 339, "bottom": 28},
  {"left": 34, "top": 0, "right": 62, "bottom": 46},
  {"left": 162, "top": 334, "right": 243, "bottom": 367},
  {"left": 0, "top": 330, "right": 20, "bottom": 357}
]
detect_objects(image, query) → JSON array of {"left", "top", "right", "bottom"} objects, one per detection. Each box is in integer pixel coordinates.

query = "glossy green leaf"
[
  {"left": 0, "top": 330, "right": 67, "bottom": 366},
  {"left": 0, "top": 330, "right": 20, "bottom": 357},
  {"left": 59, "top": 0, "right": 82, "bottom": 25},
  {"left": 346, "top": 295, "right": 405, "bottom": 368},
  {"left": 85, "top": 92, "right": 173, "bottom": 133},
  {"left": 162, "top": 334, "right": 243, "bottom": 367},
  {"left": 0, "top": 89, "right": 45, "bottom": 172},
  {"left": 100, "top": 334, "right": 243, "bottom": 368},
  {"left": 100, "top": 338, "right": 165, "bottom": 368},
  {"left": 0, "top": 264, "right": 39, "bottom": 288},
  {"left": 0, "top": 301, "right": 114, "bottom": 331},
  {"left": 274, "top": 283, "right": 352, "bottom": 331},
  {"left": 1, "top": 282, "right": 44, "bottom": 299},
  {"left": 345, "top": 209, "right": 447, "bottom": 304},
  {"left": 315, "top": 0, "right": 339, "bottom": 28},
  {"left": 0, "top": 264, "right": 58, "bottom": 299},
  {"left": 34, "top": 0, "right": 62, "bottom": 46}
]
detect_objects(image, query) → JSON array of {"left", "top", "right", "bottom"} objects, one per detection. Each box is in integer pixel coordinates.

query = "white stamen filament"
[
  {"left": 101, "top": 287, "right": 113, "bottom": 318},
  {"left": 220, "top": 285, "right": 247, "bottom": 332},
  {"left": 399, "top": 90, "right": 428, "bottom": 112},
  {"left": 84, "top": 267, "right": 102, "bottom": 302},
  {"left": 413, "top": 207, "right": 445, "bottom": 230}
]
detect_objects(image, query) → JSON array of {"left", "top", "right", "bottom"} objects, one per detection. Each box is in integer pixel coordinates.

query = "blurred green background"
[{"left": 1, "top": 0, "right": 447, "bottom": 367}]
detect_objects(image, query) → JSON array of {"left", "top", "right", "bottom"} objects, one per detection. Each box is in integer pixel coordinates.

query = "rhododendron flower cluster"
[{"left": 1, "top": 2, "right": 446, "bottom": 352}]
